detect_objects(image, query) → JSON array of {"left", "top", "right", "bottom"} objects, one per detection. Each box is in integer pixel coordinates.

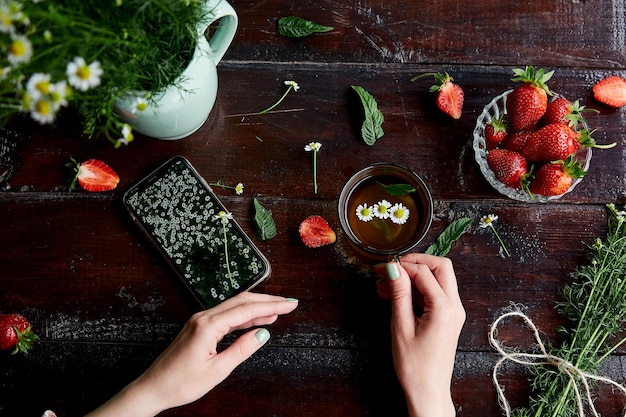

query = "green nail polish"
[
  {"left": 255, "top": 328, "right": 270, "bottom": 345},
  {"left": 286, "top": 297, "right": 299, "bottom": 303},
  {"left": 385, "top": 262, "right": 400, "bottom": 280}
]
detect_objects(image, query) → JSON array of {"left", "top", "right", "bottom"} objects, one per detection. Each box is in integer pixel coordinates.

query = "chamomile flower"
[
  {"left": 66, "top": 57, "right": 103, "bottom": 91},
  {"left": 479, "top": 214, "right": 510, "bottom": 257},
  {"left": 26, "top": 73, "right": 51, "bottom": 100},
  {"left": 49, "top": 80, "right": 70, "bottom": 109},
  {"left": 304, "top": 142, "right": 321, "bottom": 194},
  {"left": 0, "top": 5, "right": 15, "bottom": 33},
  {"left": 131, "top": 96, "right": 148, "bottom": 113},
  {"left": 30, "top": 97, "right": 56, "bottom": 124},
  {"left": 235, "top": 182, "right": 244, "bottom": 195},
  {"left": 0, "top": 66, "right": 10, "bottom": 80},
  {"left": 114, "top": 123, "right": 134, "bottom": 148},
  {"left": 8, "top": 34, "right": 32, "bottom": 65},
  {"left": 389, "top": 203, "right": 410, "bottom": 225},
  {"left": 304, "top": 142, "right": 321, "bottom": 152},
  {"left": 214, "top": 210, "right": 233, "bottom": 222},
  {"left": 285, "top": 80, "right": 300, "bottom": 91},
  {"left": 356, "top": 203, "right": 374, "bottom": 222},
  {"left": 209, "top": 181, "right": 244, "bottom": 195},
  {"left": 373, "top": 199, "right": 391, "bottom": 219},
  {"left": 258, "top": 79, "right": 299, "bottom": 114}
]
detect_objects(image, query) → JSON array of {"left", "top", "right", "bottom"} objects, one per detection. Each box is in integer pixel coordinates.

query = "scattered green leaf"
[
  {"left": 253, "top": 198, "right": 277, "bottom": 241},
  {"left": 425, "top": 218, "right": 472, "bottom": 257},
  {"left": 351, "top": 85, "right": 384, "bottom": 146},
  {"left": 277, "top": 16, "right": 334, "bottom": 38},
  {"left": 378, "top": 182, "right": 416, "bottom": 196}
]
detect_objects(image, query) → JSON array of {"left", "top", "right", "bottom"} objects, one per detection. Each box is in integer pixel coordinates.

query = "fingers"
[
  {"left": 400, "top": 253, "right": 460, "bottom": 301},
  {"left": 378, "top": 262, "right": 417, "bottom": 337},
  {"left": 216, "top": 328, "right": 273, "bottom": 376}
]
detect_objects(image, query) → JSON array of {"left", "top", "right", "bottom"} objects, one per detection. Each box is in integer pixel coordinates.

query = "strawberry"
[
  {"left": 501, "top": 130, "right": 533, "bottom": 153},
  {"left": 67, "top": 157, "right": 120, "bottom": 192},
  {"left": 529, "top": 155, "right": 586, "bottom": 196},
  {"left": 542, "top": 98, "right": 591, "bottom": 129},
  {"left": 506, "top": 66, "right": 554, "bottom": 132},
  {"left": 299, "top": 215, "right": 336, "bottom": 248},
  {"left": 411, "top": 72, "right": 464, "bottom": 119},
  {"left": 593, "top": 76, "right": 626, "bottom": 108},
  {"left": 486, "top": 148, "right": 529, "bottom": 189},
  {"left": 0, "top": 313, "right": 39, "bottom": 354},
  {"left": 522, "top": 123, "right": 579, "bottom": 163},
  {"left": 485, "top": 114, "right": 509, "bottom": 150}
]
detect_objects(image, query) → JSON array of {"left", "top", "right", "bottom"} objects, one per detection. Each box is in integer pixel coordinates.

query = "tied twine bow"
[{"left": 489, "top": 310, "right": 626, "bottom": 417}]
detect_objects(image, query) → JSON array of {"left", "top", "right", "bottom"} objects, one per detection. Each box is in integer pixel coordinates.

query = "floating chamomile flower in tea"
[
  {"left": 356, "top": 203, "right": 374, "bottom": 222},
  {"left": 389, "top": 203, "right": 410, "bottom": 225}
]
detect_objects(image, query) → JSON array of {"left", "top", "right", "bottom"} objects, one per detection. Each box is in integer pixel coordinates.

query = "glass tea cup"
[{"left": 338, "top": 163, "right": 433, "bottom": 259}]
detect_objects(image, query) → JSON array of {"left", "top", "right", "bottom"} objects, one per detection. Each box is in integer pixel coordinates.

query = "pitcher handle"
[{"left": 199, "top": 0, "right": 238, "bottom": 64}]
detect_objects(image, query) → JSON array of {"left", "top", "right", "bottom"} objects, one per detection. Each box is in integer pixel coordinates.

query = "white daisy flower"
[
  {"left": 66, "top": 57, "right": 103, "bottom": 91},
  {"left": 0, "top": 66, "right": 11, "bottom": 80},
  {"left": 304, "top": 142, "right": 321, "bottom": 152},
  {"left": 49, "top": 80, "right": 70, "bottom": 109},
  {"left": 235, "top": 183, "right": 244, "bottom": 195},
  {"left": 116, "top": 123, "right": 134, "bottom": 146},
  {"left": 389, "top": 203, "right": 410, "bottom": 225},
  {"left": 373, "top": 199, "right": 391, "bottom": 219},
  {"left": 356, "top": 203, "right": 374, "bottom": 222},
  {"left": 213, "top": 210, "right": 233, "bottom": 222},
  {"left": 26, "top": 72, "right": 51, "bottom": 100},
  {"left": 7, "top": 34, "right": 33, "bottom": 65},
  {"left": 30, "top": 97, "right": 56, "bottom": 124},
  {"left": 479, "top": 214, "right": 498, "bottom": 228},
  {"left": 284, "top": 80, "right": 299, "bottom": 91},
  {"left": 131, "top": 96, "right": 148, "bottom": 113}
]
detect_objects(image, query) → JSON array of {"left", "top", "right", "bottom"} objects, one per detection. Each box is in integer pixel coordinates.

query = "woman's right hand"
[{"left": 376, "top": 253, "right": 465, "bottom": 417}]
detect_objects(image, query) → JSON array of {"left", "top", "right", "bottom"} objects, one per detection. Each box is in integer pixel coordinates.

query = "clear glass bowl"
[{"left": 472, "top": 90, "right": 592, "bottom": 203}]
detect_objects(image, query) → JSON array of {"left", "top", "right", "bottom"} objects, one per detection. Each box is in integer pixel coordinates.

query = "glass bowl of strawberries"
[{"left": 473, "top": 89, "right": 592, "bottom": 203}]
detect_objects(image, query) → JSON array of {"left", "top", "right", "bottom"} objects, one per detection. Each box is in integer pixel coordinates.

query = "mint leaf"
[
  {"left": 351, "top": 85, "right": 384, "bottom": 146},
  {"left": 253, "top": 198, "right": 277, "bottom": 241},
  {"left": 378, "top": 182, "right": 416, "bottom": 196},
  {"left": 277, "top": 16, "right": 334, "bottom": 38},
  {"left": 425, "top": 218, "right": 472, "bottom": 257}
]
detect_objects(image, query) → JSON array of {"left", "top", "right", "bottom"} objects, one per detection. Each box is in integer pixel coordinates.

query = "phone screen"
[{"left": 123, "top": 156, "right": 271, "bottom": 308}]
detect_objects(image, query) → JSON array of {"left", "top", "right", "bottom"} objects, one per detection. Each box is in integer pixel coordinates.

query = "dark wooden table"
[{"left": 2, "top": 1, "right": 626, "bottom": 416}]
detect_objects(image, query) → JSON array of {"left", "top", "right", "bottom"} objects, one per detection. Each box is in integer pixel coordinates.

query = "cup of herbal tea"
[{"left": 338, "top": 163, "right": 433, "bottom": 259}]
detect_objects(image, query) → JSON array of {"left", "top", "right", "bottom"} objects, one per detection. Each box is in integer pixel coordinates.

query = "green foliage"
[
  {"left": 277, "top": 16, "right": 333, "bottom": 38},
  {"left": 0, "top": 0, "right": 210, "bottom": 144},
  {"left": 253, "top": 198, "right": 277, "bottom": 241},
  {"left": 511, "top": 204, "right": 626, "bottom": 416},
  {"left": 425, "top": 218, "right": 472, "bottom": 257},
  {"left": 377, "top": 182, "right": 416, "bottom": 196},
  {"left": 351, "top": 85, "right": 384, "bottom": 146}
]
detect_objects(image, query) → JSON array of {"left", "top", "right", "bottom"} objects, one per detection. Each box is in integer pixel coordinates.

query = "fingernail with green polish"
[
  {"left": 385, "top": 262, "right": 400, "bottom": 280},
  {"left": 255, "top": 328, "right": 270, "bottom": 345},
  {"left": 286, "top": 297, "right": 299, "bottom": 303}
]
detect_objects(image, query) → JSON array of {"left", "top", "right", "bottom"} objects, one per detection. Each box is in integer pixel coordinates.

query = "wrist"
[
  {"left": 85, "top": 378, "right": 163, "bottom": 417},
  {"left": 404, "top": 389, "right": 455, "bottom": 417}
]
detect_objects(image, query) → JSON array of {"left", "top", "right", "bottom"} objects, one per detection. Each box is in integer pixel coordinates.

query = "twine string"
[{"left": 489, "top": 310, "right": 626, "bottom": 417}]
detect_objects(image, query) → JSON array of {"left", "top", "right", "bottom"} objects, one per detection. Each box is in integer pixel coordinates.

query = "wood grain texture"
[{"left": 2, "top": 0, "right": 626, "bottom": 416}]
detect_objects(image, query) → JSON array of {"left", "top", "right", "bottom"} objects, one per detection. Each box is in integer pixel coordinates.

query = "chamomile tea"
[{"left": 338, "top": 164, "right": 433, "bottom": 258}]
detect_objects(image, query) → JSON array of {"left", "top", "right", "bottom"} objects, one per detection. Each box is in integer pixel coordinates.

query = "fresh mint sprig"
[
  {"left": 351, "top": 85, "right": 384, "bottom": 146},
  {"left": 277, "top": 16, "right": 334, "bottom": 38}
]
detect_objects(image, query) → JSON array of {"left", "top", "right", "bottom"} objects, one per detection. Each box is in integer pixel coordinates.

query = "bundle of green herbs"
[
  {"left": 0, "top": 0, "right": 209, "bottom": 146},
  {"left": 496, "top": 204, "right": 626, "bottom": 417}
]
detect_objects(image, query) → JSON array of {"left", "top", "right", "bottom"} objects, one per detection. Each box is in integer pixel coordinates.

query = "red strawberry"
[
  {"left": 501, "top": 130, "right": 533, "bottom": 153},
  {"left": 68, "top": 157, "right": 120, "bottom": 192},
  {"left": 486, "top": 148, "right": 529, "bottom": 189},
  {"left": 412, "top": 72, "right": 464, "bottom": 119},
  {"left": 522, "top": 123, "right": 579, "bottom": 163},
  {"left": 299, "top": 215, "right": 336, "bottom": 248},
  {"left": 0, "top": 313, "right": 39, "bottom": 354},
  {"left": 485, "top": 114, "right": 509, "bottom": 150},
  {"left": 593, "top": 76, "right": 626, "bottom": 108},
  {"left": 529, "top": 155, "right": 586, "bottom": 196},
  {"left": 506, "top": 66, "right": 554, "bottom": 131},
  {"left": 542, "top": 98, "right": 591, "bottom": 129}
]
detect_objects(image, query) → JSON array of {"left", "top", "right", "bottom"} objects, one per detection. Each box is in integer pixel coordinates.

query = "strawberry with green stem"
[
  {"left": 411, "top": 72, "right": 464, "bottom": 119},
  {"left": 0, "top": 313, "right": 39, "bottom": 354},
  {"left": 485, "top": 114, "right": 509, "bottom": 150},
  {"left": 542, "top": 98, "right": 596, "bottom": 129},
  {"left": 486, "top": 148, "right": 531, "bottom": 191},
  {"left": 507, "top": 66, "right": 554, "bottom": 132},
  {"left": 529, "top": 155, "right": 586, "bottom": 197}
]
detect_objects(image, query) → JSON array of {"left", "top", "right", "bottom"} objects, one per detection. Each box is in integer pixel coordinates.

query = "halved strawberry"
[
  {"left": 0, "top": 313, "right": 38, "bottom": 354},
  {"left": 299, "top": 215, "right": 336, "bottom": 248},
  {"left": 68, "top": 157, "right": 120, "bottom": 192},
  {"left": 412, "top": 72, "right": 464, "bottom": 119},
  {"left": 593, "top": 76, "right": 626, "bottom": 108}
]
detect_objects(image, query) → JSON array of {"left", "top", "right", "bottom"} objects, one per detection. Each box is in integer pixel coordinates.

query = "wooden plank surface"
[{"left": 2, "top": 0, "right": 626, "bottom": 416}]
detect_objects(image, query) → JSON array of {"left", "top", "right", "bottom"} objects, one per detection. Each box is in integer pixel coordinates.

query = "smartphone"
[{"left": 123, "top": 156, "right": 271, "bottom": 308}]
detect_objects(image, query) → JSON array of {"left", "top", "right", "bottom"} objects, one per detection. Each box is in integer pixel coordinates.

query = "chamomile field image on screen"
[{"left": 125, "top": 158, "right": 269, "bottom": 308}]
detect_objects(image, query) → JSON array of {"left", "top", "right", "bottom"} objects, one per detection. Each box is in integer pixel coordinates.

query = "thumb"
[
  {"left": 385, "top": 262, "right": 415, "bottom": 336},
  {"left": 215, "top": 328, "right": 271, "bottom": 373}
]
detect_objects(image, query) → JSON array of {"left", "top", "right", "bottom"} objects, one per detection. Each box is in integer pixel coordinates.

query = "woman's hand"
[
  {"left": 85, "top": 292, "right": 298, "bottom": 417},
  {"left": 376, "top": 253, "right": 465, "bottom": 417}
]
